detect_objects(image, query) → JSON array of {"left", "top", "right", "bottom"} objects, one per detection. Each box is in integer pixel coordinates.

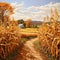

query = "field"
[
  {"left": 20, "top": 28, "right": 38, "bottom": 37},
  {"left": 0, "top": 2, "right": 60, "bottom": 60}
]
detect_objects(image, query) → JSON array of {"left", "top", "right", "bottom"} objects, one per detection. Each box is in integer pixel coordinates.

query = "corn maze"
[
  {"left": 0, "top": 22, "right": 21, "bottom": 59},
  {"left": 38, "top": 8, "right": 60, "bottom": 59}
]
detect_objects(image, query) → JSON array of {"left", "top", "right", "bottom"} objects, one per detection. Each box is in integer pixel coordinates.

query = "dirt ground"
[{"left": 12, "top": 38, "right": 48, "bottom": 60}]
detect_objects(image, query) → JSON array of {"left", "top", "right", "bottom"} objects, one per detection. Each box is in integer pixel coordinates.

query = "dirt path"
[
  {"left": 12, "top": 38, "right": 48, "bottom": 60},
  {"left": 24, "top": 38, "right": 43, "bottom": 60}
]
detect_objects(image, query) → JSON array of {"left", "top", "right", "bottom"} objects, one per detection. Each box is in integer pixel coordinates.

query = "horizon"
[{"left": 0, "top": 0, "right": 60, "bottom": 21}]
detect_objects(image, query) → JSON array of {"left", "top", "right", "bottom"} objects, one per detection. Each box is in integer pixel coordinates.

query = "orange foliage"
[
  {"left": 25, "top": 18, "right": 32, "bottom": 28},
  {"left": 0, "top": 24, "right": 21, "bottom": 59},
  {"left": 0, "top": 2, "right": 13, "bottom": 24},
  {"left": 0, "top": 2, "right": 13, "bottom": 13},
  {"left": 0, "top": 2, "right": 21, "bottom": 59},
  {"left": 38, "top": 8, "right": 60, "bottom": 58}
]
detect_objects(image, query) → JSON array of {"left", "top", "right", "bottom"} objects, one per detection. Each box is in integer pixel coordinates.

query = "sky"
[{"left": 0, "top": 0, "right": 60, "bottom": 21}]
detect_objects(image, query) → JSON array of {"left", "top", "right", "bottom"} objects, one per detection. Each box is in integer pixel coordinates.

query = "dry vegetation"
[
  {"left": 0, "top": 2, "right": 38, "bottom": 60},
  {"left": 0, "top": 2, "right": 60, "bottom": 60},
  {"left": 0, "top": 2, "right": 21, "bottom": 59},
  {"left": 0, "top": 23, "right": 21, "bottom": 59},
  {"left": 20, "top": 28, "right": 38, "bottom": 37},
  {"left": 38, "top": 8, "right": 60, "bottom": 59}
]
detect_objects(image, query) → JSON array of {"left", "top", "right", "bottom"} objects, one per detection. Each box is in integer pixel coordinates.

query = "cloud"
[
  {"left": 11, "top": 2, "right": 24, "bottom": 12},
  {"left": 10, "top": 2, "right": 60, "bottom": 21}
]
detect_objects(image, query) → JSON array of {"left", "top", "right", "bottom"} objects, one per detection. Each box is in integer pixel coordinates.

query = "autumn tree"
[
  {"left": 0, "top": 2, "right": 13, "bottom": 25},
  {"left": 25, "top": 18, "right": 32, "bottom": 28},
  {"left": 18, "top": 19, "right": 24, "bottom": 24}
]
